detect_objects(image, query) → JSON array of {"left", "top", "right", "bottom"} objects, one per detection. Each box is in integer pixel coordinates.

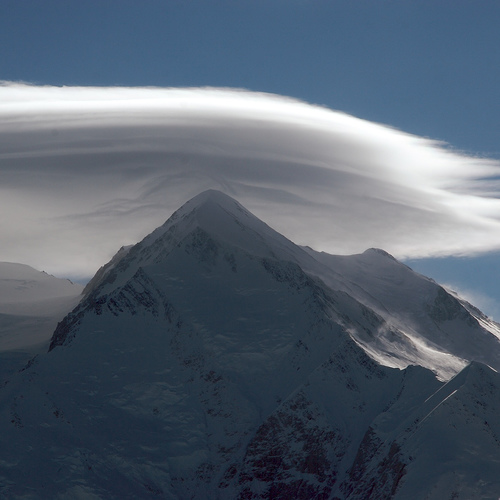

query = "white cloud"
[{"left": 2, "top": 82, "right": 500, "bottom": 279}]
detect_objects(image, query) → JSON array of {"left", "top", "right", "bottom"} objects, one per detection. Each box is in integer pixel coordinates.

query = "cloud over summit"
[{"left": 2, "top": 83, "right": 500, "bottom": 278}]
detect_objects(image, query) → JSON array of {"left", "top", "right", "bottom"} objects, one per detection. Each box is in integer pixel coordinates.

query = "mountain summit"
[
  {"left": 1, "top": 191, "right": 500, "bottom": 499},
  {"left": 79, "top": 189, "right": 315, "bottom": 300}
]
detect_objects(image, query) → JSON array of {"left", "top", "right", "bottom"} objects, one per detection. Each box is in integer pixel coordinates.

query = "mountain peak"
[
  {"left": 79, "top": 190, "right": 314, "bottom": 300},
  {"left": 362, "top": 247, "right": 398, "bottom": 261},
  {"left": 137, "top": 189, "right": 314, "bottom": 267},
  {"left": 181, "top": 189, "right": 242, "bottom": 210},
  {"left": 167, "top": 189, "right": 256, "bottom": 236}
]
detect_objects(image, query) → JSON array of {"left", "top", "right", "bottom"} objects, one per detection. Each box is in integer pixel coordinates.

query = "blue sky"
[{"left": 2, "top": 1, "right": 500, "bottom": 318}]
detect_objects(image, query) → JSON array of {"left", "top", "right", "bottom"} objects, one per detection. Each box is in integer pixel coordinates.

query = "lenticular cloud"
[{"left": 2, "top": 82, "right": 500, "bottom": 278}]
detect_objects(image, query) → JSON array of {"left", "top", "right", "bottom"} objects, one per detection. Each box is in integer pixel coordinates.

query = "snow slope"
[
  {"left": 0, "top": 262, "right": 83, "bottom": 380},
  {"left": 1, "top": 190, "right": 499, "bottom": 499},
  {"left": 0, "top": 262, "right": 83, "bottom": 350},
  {"left": 302, "top": 247, "right": 500, "bottom": 380}
]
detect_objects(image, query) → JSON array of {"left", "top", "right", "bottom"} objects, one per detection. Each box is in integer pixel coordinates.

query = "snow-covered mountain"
[
  {"left": 301, "top": 247, "right": 500, "bottom": 381},
  {"left": 1, "top": 190, "right": 499, "bottom": 499},
  {"left": 0, "top": 262, "right": 83, "bottom": 380}
]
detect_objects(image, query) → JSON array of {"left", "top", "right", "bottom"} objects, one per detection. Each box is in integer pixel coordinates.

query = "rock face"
[{"left": 1, "top": 190, "right": 500, "bottom": 499}]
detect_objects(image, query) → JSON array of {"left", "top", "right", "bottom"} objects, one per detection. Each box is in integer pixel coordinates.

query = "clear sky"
[{"left": 2, "top": 1, "right": 500, "bottom": 318}]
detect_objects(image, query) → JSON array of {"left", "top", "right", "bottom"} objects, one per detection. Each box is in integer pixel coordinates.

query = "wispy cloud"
[{"left": 2, "top": 82, "right": 500, "bottom": 278}]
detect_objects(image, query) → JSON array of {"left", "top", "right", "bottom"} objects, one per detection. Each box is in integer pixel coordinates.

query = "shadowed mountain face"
[{"left": 1, "top": 190, "right": 500, "bottom": 499}]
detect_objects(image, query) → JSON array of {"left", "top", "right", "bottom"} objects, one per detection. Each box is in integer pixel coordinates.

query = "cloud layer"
[{"left": 2, "top": 83, "right": 500, "bottom": 278}]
